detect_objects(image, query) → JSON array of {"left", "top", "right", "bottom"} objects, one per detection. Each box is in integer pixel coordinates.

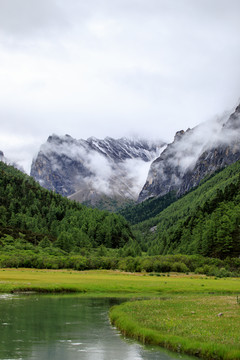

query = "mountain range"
[
  {"left": 1, "top": 101, "right": 240, "bottom": 259},
  {"left": 30, "top": 135, "right": 164, "bottom": 210},
  {"left": 1, "top": 102, "right": 240, "bottom": 212},
  {"left": 29, "top": 102, "right": 240, "bottom": 210}
]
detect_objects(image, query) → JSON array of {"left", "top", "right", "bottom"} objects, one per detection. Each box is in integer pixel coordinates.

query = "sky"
[{"left": 1, "top": 0, "right": 240, "bottom": 173}]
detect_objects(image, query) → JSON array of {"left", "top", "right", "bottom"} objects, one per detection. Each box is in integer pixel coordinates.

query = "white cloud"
[
  {"left": 0, "top": 0, "right": 67, "bottom": 37},
  {"left": 0, "top": 132, "right": 42, "bottom": 173},
  {"left": 0, "top": 0, "right": 240, "bottom": 172}
]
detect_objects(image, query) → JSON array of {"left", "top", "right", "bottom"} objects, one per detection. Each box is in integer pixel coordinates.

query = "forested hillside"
[
  {"left": 119, "top": 191, "right": 177, "bottom": 224},
  {"left": 1, "top": 160, "right": 240, "bottom": 275},
  {"left": 132, "top": 161, "right": 240, "bottom": 259},
  {"left": 0, "top": 162, "right": 133, "bottom": 252}
]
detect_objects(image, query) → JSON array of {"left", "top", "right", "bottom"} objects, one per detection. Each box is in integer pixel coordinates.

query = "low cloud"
[
  {"left": 32, "top": 135, "right": 163, "bottom": 200},
  {"left": 142, "top": 106, "right": 240, "bottom": 200},
  {"left": 1, "top": 0, "right": 240, "bottom": 162},
  {"left": 165, "top": 110, "right": 234, "bottom": 174},
  {"left": 0, "top": 0, "right": 67, "bottom": 37},
  {"left": 0, "top": 132, "right": 43, "bottom": 173}
]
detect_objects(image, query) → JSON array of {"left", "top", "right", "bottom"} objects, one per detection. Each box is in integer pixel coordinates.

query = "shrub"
[{"left": 171, "top": 262, "right": 190, "bottom": 273}]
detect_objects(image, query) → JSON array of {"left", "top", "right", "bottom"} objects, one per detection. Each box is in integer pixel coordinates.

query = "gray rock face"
[
  {"left": 30, "top": 135, "right": 164, "bottom": 203},
  {"left": 0, "top": 151, "right": 4, "bottom": 161},
  {"left": 139, "top": 103, "right": 240, "bottom": 202}
]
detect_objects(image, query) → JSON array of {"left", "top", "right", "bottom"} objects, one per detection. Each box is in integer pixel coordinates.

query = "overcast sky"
[{"left": 1, "top": 0, "right": 240, "bottom": 172}]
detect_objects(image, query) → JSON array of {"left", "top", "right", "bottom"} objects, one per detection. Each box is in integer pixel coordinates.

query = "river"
[{"left": 0, "top": 294, "right": 196, "bottom": 360}]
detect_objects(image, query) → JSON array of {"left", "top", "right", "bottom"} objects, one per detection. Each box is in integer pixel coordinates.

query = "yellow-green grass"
[
  {"left": 0, "top": 268, "right": 239, "bottom": 295},
  {"left": 1, "top": 269, "right": 240, "bottom": 359},
  {"left": 110, "top": 295, "right": 240, "bottom": 360}
]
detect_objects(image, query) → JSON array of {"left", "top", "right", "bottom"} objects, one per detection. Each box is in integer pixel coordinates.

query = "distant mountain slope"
[
  {"left": 0, "top": 151, "right": 5, "bottom": 162},
  {"left": 134, "top": 160, "right": 240, "bottom": 259},
  {"left": 0, "top": 161, "right": 133, "bottom": 250},
  {"left": 139, "top": 103, "right": 240, "bottom": 202},
  {"left": 31, "top": 135, "right": 164, "bottom": 208},
  {"left": 119, "top": 191, "right": 177, "bottom": 225}
]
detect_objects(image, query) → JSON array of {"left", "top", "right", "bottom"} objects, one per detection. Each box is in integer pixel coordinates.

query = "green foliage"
[
  {"left": 119, "top": 191, "right": 177, "bottom": 224},
  {"left": 83, "top": 195, "right": 135, "bottom": 212},
  {"left": 38, "top": 236, "right": 52, "bottom": 249},
  {"left": 119, "top": 239, "right": 142, "bottom": 257},
  {"left": 2, "top": 160, "right": 240, "bottom": 270},
  {"left": 0, "top": 162, "right": 133, "bottom": 253},
  {"left": 0, "top": 235, "right": 239, "bottom": 276},
  {"left": 133, "top": 161, "right": 240, "bottom": 259}
]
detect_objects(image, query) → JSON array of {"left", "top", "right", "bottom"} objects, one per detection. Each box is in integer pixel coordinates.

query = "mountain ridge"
[
  {"left": 30, "top": 135, "right": 164, "bottom": 209},
  {"left": 139, "top": 103, "right": 240, "bottom": 202}
]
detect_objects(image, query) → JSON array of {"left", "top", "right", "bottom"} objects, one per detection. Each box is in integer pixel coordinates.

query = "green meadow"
[
  {"left": 0, "top": 268, "right": 239, "bottom": 295},
  {"left": 110, "top": 295, "right": 240, "bottom": 360},
  {"left": 0, "top": 268, "right": 240, "bottom": 359}
]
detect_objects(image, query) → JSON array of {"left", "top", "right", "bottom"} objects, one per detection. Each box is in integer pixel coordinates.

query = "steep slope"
[
  {"left": 31, "top": 135, "right": 164, "bottom": 208},
  {"left": 0, "top": 161, "right": 133, "bottom": 250},
  {"left": 0, "top": 151, "right": 5, "bottom": 162},
  {"left": 139, "top": 103, "right": 240, "bottom": 202},
  {"left": 119, "top": 191, "right": 177, "bottom": 225},
  {"left": 134, "top": 160, "right": 240, "bottom": 258}
]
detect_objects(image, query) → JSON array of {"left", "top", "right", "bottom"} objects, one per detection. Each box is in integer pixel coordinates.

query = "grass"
[
  {"left": 110, "top": 295, "right": 240, "bottom": 360},
  {"left": 0, "top": 268, "right": 240, "bottom": 295},
  {"left": 1, "top": 268, "right": 240, "bottom": 359}
]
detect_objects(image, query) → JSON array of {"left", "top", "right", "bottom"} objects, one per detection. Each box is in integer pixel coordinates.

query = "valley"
[{"left": 1, "top": 103, "right": 240, "bottom": 360}]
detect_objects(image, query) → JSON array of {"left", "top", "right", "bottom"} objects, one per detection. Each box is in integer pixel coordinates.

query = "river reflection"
[{"left": 0, "top": 294, "right": 196, "bottom": 360}]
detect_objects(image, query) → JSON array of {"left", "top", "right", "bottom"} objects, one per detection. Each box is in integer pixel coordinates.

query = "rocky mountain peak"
[
  {"left": 47, "top": 133, "right": 75, "bottom": 145},
  {"left": 223, "top": 103, "right": 240, "bottom": 130},
  {"left": 139, "top": 102, "right": 240, "bottom": 202},
  {"left": 173, "top": 130, "right": 185, "bottom": 141},
  {"left": 31, "top": 135, "right": 165, "bottom": 208}
]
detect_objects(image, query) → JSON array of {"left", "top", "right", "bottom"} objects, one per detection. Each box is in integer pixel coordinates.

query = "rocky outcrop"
[
  {"left": 31, "top": 135, "right": 164, "bottom": 205},
  {"left": 31, "top": 135, "right": 92, "bottom": 196},
  {"left": 179, "top": 104, "right": 240, "bottom": 195},
  {"left": 139, "top": 103, "right": 240, "bottom": 202},
  {"left": 0, "top": 151, "right": 4, "bottom": 161}
]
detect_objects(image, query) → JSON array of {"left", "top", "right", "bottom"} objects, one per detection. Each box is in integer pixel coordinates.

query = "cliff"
[{"left": 139, "top": 103, "right": 240, "bottom": 202}]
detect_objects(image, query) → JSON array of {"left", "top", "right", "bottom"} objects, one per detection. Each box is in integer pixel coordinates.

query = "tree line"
[
  {"left": 131, "top": 161, "right": 240, "bottom": 259},
  {"left": 0, "top": 162, "right": 133, "bottom": 252}
]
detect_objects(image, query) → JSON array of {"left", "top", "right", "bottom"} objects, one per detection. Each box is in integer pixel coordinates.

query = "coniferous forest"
[
  {"left": 0, "top": 160, "right": 240, "bottom": 276},
  {"left": 131, "top": 161, "right": 240, "bottom": 259}
]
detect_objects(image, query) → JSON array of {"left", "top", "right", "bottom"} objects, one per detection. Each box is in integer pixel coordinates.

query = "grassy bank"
[
  {"left": 1, "top": 269, "right": 240, "bottom": 359},
  {"left": 0, "top": 268, "right": 240, "bottom": 295},
  {"left": 110, "top": 295, "right": 240, "bottom": 360}
]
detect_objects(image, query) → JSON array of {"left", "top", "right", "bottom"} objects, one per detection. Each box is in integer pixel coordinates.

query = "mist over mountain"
[
  {"left": 0, "top": 150, "right": 25, "bottom": 173},
  {"left": 30, "top": 135, "right": 164, "bottom": 208},
  {"left": 139, "top": 103, "right": 240, "bottom": 202},
  {"left": 0, "top": 151, "right": 5, "bottom": 162}
]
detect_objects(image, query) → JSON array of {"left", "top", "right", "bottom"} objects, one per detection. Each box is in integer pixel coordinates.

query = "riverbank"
[
  {"left": 110, "top": 295, "right": 240, "bottom": 360},
  {"left": 1, "top": 269, "right": 240, "bottom": 359},
  {"left": 0, "top": 268, "right": 240, "bottom": 295}
]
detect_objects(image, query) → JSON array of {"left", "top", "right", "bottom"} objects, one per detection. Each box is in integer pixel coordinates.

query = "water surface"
[{"left": 0, "top": 294, "right": 196, "bottom": 360}]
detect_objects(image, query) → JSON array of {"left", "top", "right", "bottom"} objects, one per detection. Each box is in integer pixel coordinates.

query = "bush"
[
  {"left": 171, "top": 262, "right": 190, "bottom": 273},
  {"left": 153, "top": 260, "right": 172, "bottom": 273},
  {"left": 72, "top": 256, "right": 88, "bottom": 271},
  {"left": 118, "top": 257, "right": 139, "bottom": 272},
  {"left": 140, "top": 257, "right": 155, "bottom": 272},
  {"left": 195, "top": 265, "right": 217, "bottom": 276},
  {"left": 215, "top": 267, "right": 233, "bottom": 278}
]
